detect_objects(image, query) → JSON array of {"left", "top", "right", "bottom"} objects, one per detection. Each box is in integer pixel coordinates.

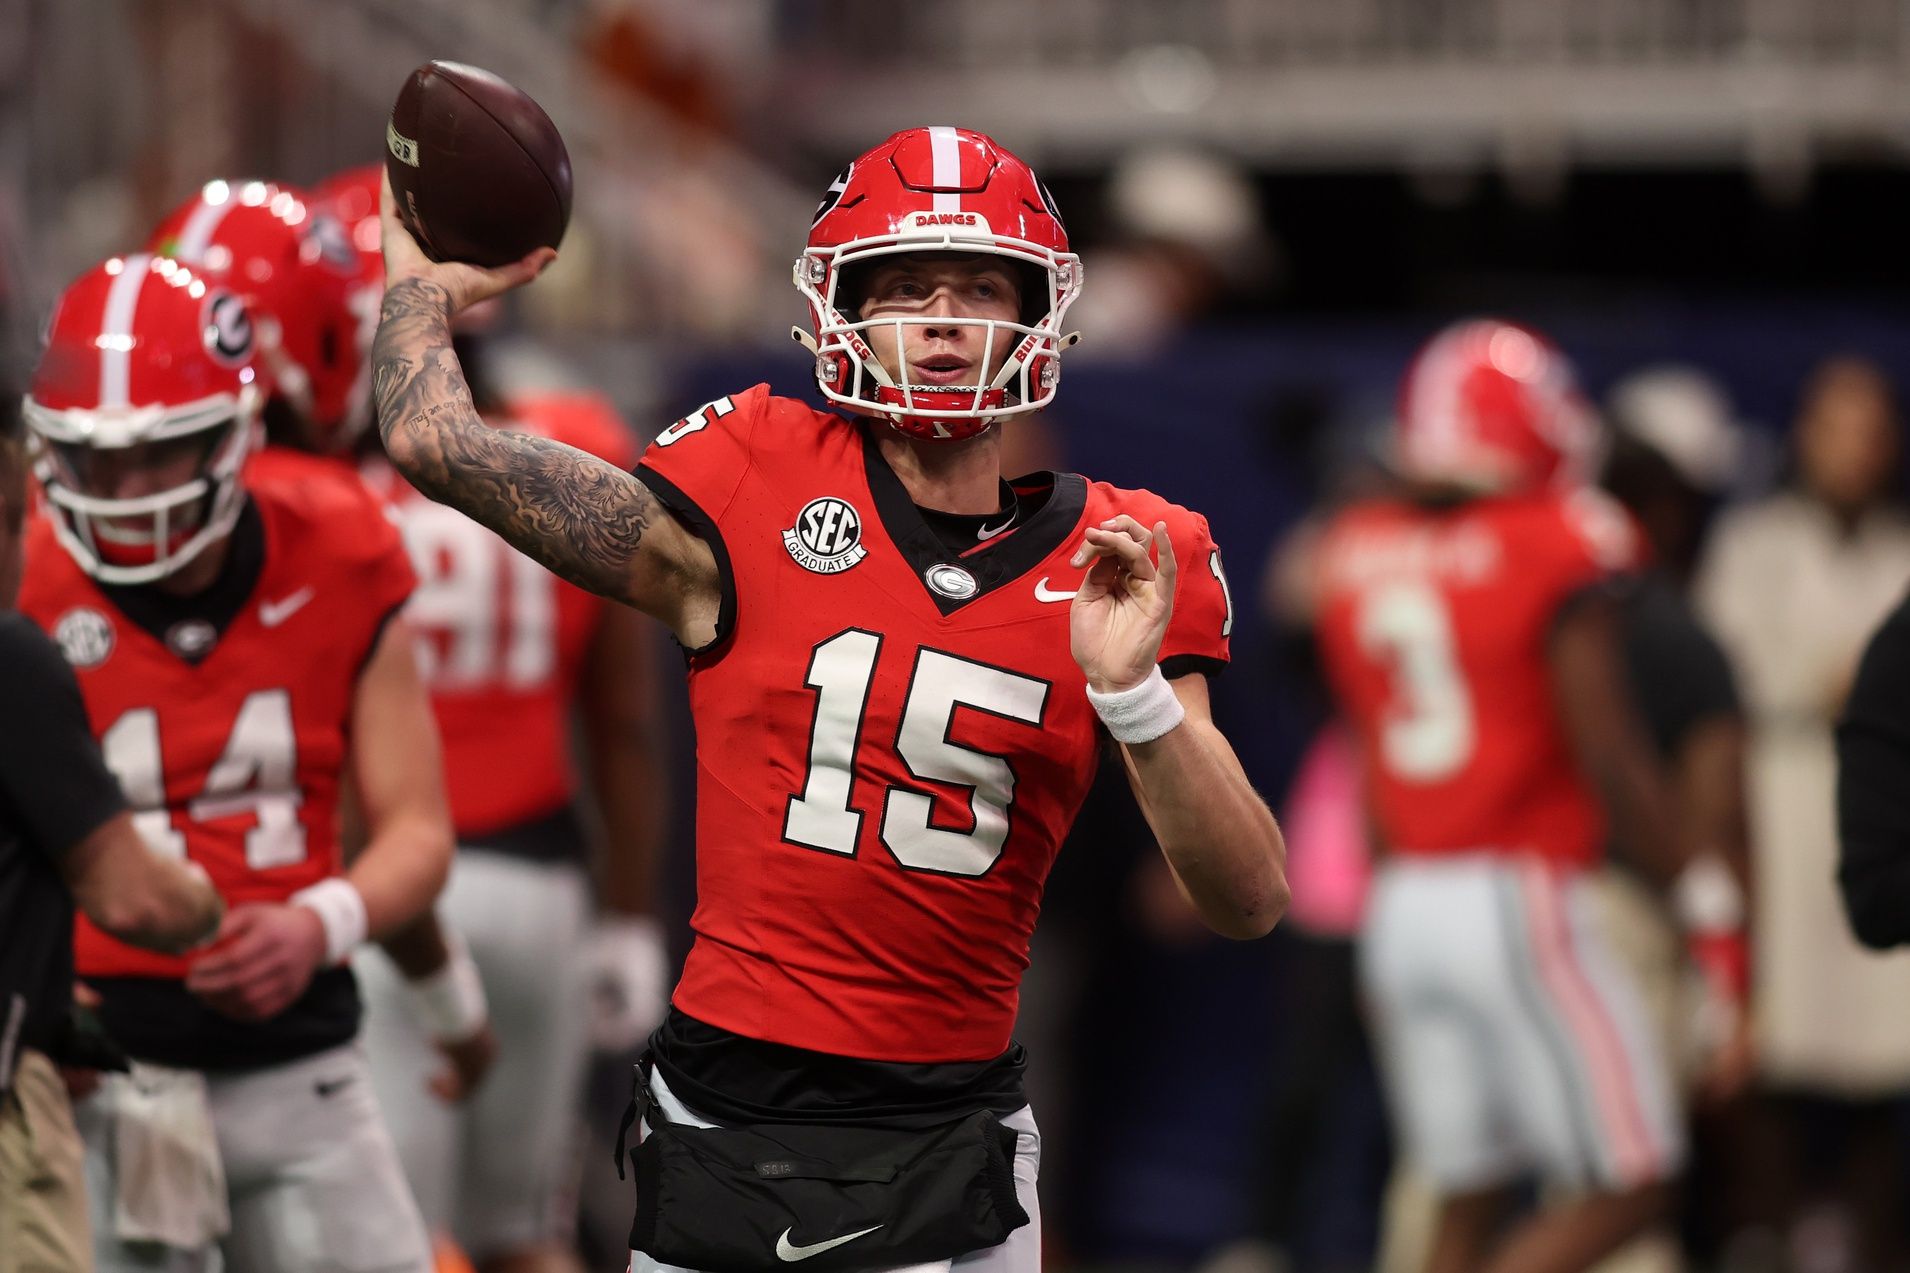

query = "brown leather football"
[{"left": 384, "top": 61, "right": 571, "bottom": 268}]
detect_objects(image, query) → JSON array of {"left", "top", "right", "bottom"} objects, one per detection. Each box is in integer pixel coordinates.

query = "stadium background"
[{"left": 6, "top": 2, "right": 1910, "bottom": 1270}]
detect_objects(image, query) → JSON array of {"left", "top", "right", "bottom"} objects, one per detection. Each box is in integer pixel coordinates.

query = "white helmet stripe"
[
  {"left": 99, "top": 254, "right": 154, "bottom": 410},
  {"left": 928, "top": 125, "right": 962, "bottom": 214},
  {"left": 171, "top": 186, "right": 240, "bottom": 262},
  {"left": 1407, "top": 325, "right": 1475, "bottom": 467}
]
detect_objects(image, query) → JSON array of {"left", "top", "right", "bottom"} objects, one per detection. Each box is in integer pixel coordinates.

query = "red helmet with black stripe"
[
  {"left": 148, "top": 179, "right": 373, "bottom": 451},
  {"left": 1393, "top": 319, "right": 1601, "bottom": 494},
  {"left": 794, "top": 127, "right": 1082, "bottom": 441},
  {"left": 24, "top": 254, "right": 261, "bottom": 583}
]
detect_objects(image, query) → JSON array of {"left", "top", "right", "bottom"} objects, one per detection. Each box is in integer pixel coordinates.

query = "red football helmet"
[
  {"left": 794, "top": 127, "right": 1083, "bottom": 441},
  {"left": 314, "top": 163, "right": 385, "bottom": 289},
  {"left": 24, "top": 254, "right": 262, "bottom": 583},
  {"left": 1393, "top": 319, "right": 1601, "bottom": 493},
  {"left": 148, "top": 179, "right": 373, "bottom": 451}
]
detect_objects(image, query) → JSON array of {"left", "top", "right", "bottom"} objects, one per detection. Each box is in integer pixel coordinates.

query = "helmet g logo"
[
  {"left": 202, "top": 292, "right": 254, "bottom": 366},
  {"left": 783, "top": 497, "right": 868, "bottom": 574},
  {"left": 811, "top": 165, "right": 853, "bottom": 227}
]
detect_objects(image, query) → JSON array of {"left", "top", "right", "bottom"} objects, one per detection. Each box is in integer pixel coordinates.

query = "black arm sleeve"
[
  {"left": 1836, "top": 591, "right": 1910, "bottom": 949},
  {"left": 0, "top": 613, "right": 127, "bottom": 863}
]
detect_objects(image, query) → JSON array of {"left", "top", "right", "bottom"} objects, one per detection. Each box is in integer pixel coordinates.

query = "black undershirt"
[
  {"left": 96, "top": 498, "right": 266, "bottom": 663},
  {"left": 648, "top": 1008, "right": 1028, "bottom": 1129},
  {"left": 915, "top": 478, "right": 1032, "bottom": 558}
]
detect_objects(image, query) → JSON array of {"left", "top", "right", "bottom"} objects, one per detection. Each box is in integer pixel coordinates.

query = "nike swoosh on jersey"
[
  {"left": 259, "top": 586, "right": 316, "bottom": 628},
  {"left": 976, "top": 516, "right": 1016, "bottom": 541},
  {"left": 1033, "top": 577, "right": 1077, "bottom": 603},
  {"left": 775, "top": 1226, "right": 883, "bottom": 1263}
]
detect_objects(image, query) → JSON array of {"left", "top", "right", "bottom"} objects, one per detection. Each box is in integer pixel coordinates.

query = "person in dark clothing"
[
  {"left": 1837, "top": 589, "right": 1910, "bottom": 950},
  {"left": 0, "top": 391, "right": 224, "bottom": 1273}
]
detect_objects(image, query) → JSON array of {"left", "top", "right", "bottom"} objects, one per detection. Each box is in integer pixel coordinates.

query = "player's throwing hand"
[
  {"left": 1069, "top": 516, "right": 1177, "bottom": 694},
  {"left": 378, "top": 170, "right": 553, "bottom": 316}
]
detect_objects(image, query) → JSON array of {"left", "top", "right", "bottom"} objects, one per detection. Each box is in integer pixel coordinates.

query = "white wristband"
[
  {"left": 1086, "top": 665, "right": 1185, "bottom": 744},
  {"left": 1673, "top": 855, "right": 1746, "bottom": 932},
  {"left": 409, "top": 930, "right": 489, "bottom": 1042},
  {"left": 290, "top": 878, "right": 368, "bottom": 966}
]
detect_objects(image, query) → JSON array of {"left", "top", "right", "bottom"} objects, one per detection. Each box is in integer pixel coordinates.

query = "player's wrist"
[
  {"left": 290, "top": 877, "right": 369, "bottom": 966},
  {"left": 1086, "top": 665, "right": 1184, "bottom": 744},
  {"left": 409, "top": 927, "right": 490, "bottom": 1042},
  {"left": 1673, "top": 856, "right": 1750, "bottom": 1002}
]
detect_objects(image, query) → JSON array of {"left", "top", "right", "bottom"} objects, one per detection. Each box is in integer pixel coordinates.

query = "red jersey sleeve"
[
  {"left": 359, "top": 507, "right": 417, "bottom": 644},
  {"left": 1158, "top": 509, "right": 1233, "bottom": 677},
  {"left": 312, "top": 471, "right": 417, "bottom": 667},
  {"left": 1542, "top": 488, "right": 1642, "bottom": 606},
  {"left": 635, "top": 385, "right": 765, "bottom": 521},
  {"left": 633, "top": 385, "right": 769, "bottom": 650}
]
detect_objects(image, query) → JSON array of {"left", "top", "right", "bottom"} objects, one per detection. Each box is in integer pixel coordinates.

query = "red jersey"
[
  {"left": 638, "top": 386, "right": 1232, "bottom": 1062},
  {"left": 18, "top": 466, "right": 416, "bottom": 980},
  {"left": 1314, "top": 489, "right": 1637, "bottom": 869},
  {"left": 358, "top": 393, "right": 637, "bottom": 837}
]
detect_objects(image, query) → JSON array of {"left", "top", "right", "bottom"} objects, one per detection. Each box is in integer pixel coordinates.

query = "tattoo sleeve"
[{"left": 372, "top": 279, "right": 659, "bottom": 602}]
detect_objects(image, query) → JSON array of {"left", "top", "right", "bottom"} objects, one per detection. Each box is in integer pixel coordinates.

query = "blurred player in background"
[
  {"left": 1314, "top": 320, "right": 1751, "bottom": 1273},
  {"left": 148, "top": 177, "right": 502, "bottom": 1119},
  {"left": 317, "top": 164, "right": 672, "bottom": 1273},
  {"left": 371, "top": 126, "right": 1286, "bottom": 1273},
  {"left": 18, "top": 254, "right": 451, "bottom": 1272}
]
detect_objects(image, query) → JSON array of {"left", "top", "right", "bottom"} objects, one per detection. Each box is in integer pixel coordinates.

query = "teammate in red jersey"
[
  {"left": 1313, "top": 320, "right": 1751, "bottom": 1273},
  {"left": 358, "top": 382, "right": 667, "bottom": 1273},
  {"left": 288, "top": 164, "right": 670, "bottom": 1273},
  {"left": 19, "top": 254, "right": 453, "bottom": 1273},
  {"left": 151, "top": 176, "right": 505, "bottom": 1114},
  {"left": 369, "top": 126, "right": 1286, "bottom": 1273},
  {"left": 147, "top": 178, "right": 375, "bottom": 454}
]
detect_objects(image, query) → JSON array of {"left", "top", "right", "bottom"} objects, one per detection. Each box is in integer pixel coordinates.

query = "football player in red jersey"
[
  {"left": 369, "top": 126, "right": 1287, "bottom": 1273},
  {"left": 149, "top": 176, "right": 506, "bottom": 1110},
  {"left": 299, "top": 164, "right": 671, "bottom": 1273},
  {"left": 1312, "top": 321, "right": 1753, "bottom": 1273},
  {"left": 18, "top": 254, "right": 452, "bottom": 1273},
  {"left": 147, "top": 179, "right": 377, "bottom": 455}
]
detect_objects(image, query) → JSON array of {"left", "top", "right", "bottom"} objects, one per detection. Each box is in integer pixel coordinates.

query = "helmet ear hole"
[
  {"left": 834, "top": 262, "right": 874, "bottom": 319},
  {"left": 1013, "top": 263, "right": 1047, "bottom": 327}
]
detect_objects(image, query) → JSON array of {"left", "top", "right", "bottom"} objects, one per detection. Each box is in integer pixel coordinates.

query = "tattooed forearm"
[{"left": 371, "top": 278, "right": 659, "bottom": 601}]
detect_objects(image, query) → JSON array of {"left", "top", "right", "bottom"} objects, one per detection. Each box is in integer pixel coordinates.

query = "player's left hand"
[
  {"left": 1695, "top": 1000, "right": 1757, "bottom": 1106},
  {"left": 586, "top": 916, "right": 670, "bottom": 1053},
  {"left": 185, "top": 903, "right": 328, "bottom": 1022},
  {"left": 429, "top": 1023, "right": 499, "bottom": 1104},
  {"left": 1069, "top": 516, "right": 1176, "bottom": 692}
]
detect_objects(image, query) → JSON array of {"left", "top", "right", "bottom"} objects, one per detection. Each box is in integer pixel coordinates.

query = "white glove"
[{"left": 585, "top": 916, "right": 669, "bottom": 1053}]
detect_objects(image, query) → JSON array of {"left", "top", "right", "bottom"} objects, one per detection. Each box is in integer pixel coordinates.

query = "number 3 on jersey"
[
  {"left": 1356, "top": 581, "right": 1475, "bottom": 781},
  {"left": 100, "top": 689, "right": 307, "bottom": 868},
  {"left": 783, "top": 630, "right": 1049, "bottom": 877}
]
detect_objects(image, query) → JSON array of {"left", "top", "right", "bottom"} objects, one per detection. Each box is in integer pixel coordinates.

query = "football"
[{"left": 384, "top": 60, "right": 571, "bottom": 268}]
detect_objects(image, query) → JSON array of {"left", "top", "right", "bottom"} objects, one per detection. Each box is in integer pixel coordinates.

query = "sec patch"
[{"left": 783, "top": 497, "right": 867, "bottom": 574}]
